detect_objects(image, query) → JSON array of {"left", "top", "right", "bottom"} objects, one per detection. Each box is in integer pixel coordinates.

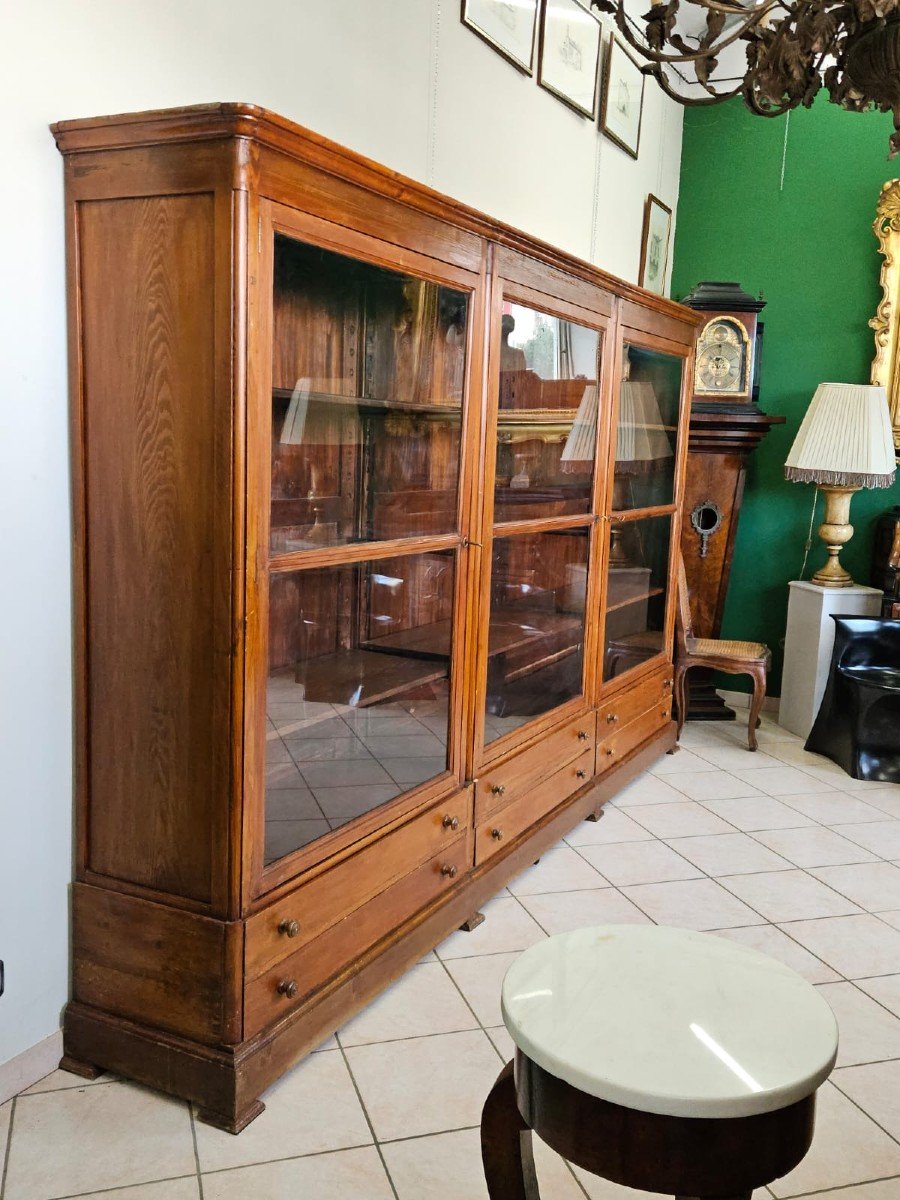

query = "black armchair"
[{"left": 805, "top": 616, "right": 900, "bottom": 783}]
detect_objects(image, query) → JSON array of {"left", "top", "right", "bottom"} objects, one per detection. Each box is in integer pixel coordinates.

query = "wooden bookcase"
[{"left": 52, "top": 104, "right": 698, "bottom": 1132}]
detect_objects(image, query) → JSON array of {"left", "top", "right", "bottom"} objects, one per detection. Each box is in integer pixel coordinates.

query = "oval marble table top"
[{"left": 501, "top": 925, "right": 838, "bottom": 1119}]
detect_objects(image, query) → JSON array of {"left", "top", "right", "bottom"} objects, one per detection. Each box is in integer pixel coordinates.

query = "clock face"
[{"left": 695, "top": 318, "right": 750, "bottom": 396}]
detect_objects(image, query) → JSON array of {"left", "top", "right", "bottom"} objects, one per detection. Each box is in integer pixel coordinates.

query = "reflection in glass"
[
  {"left": 604, "top": 515, "right": 672, "bottom": 682},
  {"left": 270, "top": 236, "right": 468, "bottom": 552},
  {"left": 484, "top": 529, "right": 589, "bottom": 744},
  {"left": 494, "top": 305, "right": 600, "bottom": 522},
  {"left": 611, "top": 345, "right": 681, "bottom": 516},
  {"left": 265, "top": 551, "right": 455, "bottom": 865}
]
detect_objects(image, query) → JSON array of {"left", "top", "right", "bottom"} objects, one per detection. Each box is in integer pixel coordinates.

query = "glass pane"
[
  {"left": 612, "top": 345, "right": 682, "bottom": 512},
  {"left": 265, "top": 550, "right": 455, "bottom": 865},
  {"left": 270, "top": 235, "right": 468, "bottom": 552},
  {"left": 494, "top": 304, "right": 600, "bottom": 523},
  {"left": 604, "top": 515, "right": 672, "bottom": 682},
  {"left": 484, "top": 529, "right": 589, "bottom": 744}
]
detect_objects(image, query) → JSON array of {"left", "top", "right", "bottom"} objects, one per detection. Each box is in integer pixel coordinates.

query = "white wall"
[{"left": 0, "top": 0, "right": 682, "bottom": 1072}]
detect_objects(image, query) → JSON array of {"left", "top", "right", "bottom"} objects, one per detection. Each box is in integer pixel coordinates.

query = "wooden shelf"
[
  {"left": 606, "top": 587, "right": 664, "bottom": 615},
  {"left": 297, "top": 648, "right": 447, "bottom": 707},
  {"left": 272, "top": 386, "right": 461, "bottom": 418},
  {"left": 359, "top": 610, "right": 583, "bottom": 663}
]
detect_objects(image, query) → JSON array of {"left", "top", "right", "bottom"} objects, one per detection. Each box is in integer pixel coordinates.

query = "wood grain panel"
[
  {"left": 72, "top": 884, "right": 241, "bottom": 1045},
  {"left": 79, "top": 193, "right": 230, "bottom": 903}
]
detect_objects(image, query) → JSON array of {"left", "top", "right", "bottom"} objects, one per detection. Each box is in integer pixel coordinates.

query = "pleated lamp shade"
[
  {"left": 785, "top": 383, "right": 896, "bottom": 488},
  {"left": 616, "top": 380, "right": 674, "bottom": 471},
  {"left": 560, "top": 384, "right": 599, "bottom": 473}
]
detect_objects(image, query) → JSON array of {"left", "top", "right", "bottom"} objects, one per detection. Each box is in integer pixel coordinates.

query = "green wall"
[{"left": 672, "top": 96, "right": 900, "bottom": 693}]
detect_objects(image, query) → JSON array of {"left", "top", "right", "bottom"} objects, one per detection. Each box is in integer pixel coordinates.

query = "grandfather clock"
[{"left": 680, "top": 281, "right": 785, "bottom": 720}]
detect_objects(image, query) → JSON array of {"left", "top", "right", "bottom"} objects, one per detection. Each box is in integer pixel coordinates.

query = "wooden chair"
[{"left": 675, "top": 552, "right": 771, "bottom": 751}]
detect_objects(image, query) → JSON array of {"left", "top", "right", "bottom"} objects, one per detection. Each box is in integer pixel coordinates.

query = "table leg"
[{"left": 481, "top": 1060, "right": 541, "bottom": 1200}]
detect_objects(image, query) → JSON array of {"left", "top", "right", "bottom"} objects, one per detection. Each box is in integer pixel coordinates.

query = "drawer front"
[
  {"left": 475, "top": 747, "right": 594, "bottom": 866},
  {"left": 475, "top": 711, "right": 596, "bottom": 821},
  {"left": 245, "top": 836, "right": 469, "bottom": 1037},
  {"left": 597, "top": 664, "right": 673, "bottom": 740},
  {"left": 246, "top": 790, "right": 473, "bottom": 980},
  {"left": 597, "top": 700, "right": 673, "bottom": 774}
]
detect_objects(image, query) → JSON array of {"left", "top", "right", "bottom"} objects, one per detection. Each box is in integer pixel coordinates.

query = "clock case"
[{"left": 679, "top": 281, "right": 785, "bottom": 721}]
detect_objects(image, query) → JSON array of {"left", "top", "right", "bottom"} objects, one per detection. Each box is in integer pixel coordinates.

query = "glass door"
[
  {"left": 255, "top": 217, "right": 481, "bottom": 885},
  {"left": 479, "top": 297, "right": 605, "bottom": 755},
  {"left": 602, "top": 342, "right": 685, "bottom": 682}
]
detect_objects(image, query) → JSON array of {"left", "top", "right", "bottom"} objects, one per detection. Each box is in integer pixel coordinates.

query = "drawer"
[
  {"left": 246, "top": 789, "right": 473, "bottom": 980},
  {"left": 476, "top": 711, "right": 596, "bottom": 821},
  {"left": 475, "top": 746, "right": 594, "bottom": 866},
  {"left": 245, "top": 835, "right": 469, "bottom": 1037},
  {"left": 596, "top": 700, "right": 673, "bottom": 774},
  {"left": 597, "top": 665, "right": 673, "bottom": 741}
]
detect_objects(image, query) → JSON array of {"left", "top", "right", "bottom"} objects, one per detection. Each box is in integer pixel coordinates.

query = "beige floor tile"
[
  {"left": 817, "top": 981, "right": 900, "bottom": 1066},
  {"left": 778, "top": 1183, "right": 900, "bottom": 1200},
  {"left": 1, "top": 1098, "right": 11, "bottom": 1166},
  {"left": 564, "top": 807, "right": 654, "bottom": 846},
  {"left": 856, "top": 974, "right": 900, "bottom": 1018},
  {"left": 834, "top": 820, "right": 900, "bottom": 859},
  {"left": 627, "top": 800, "right": 735, "bottom": 838},
  {"left": 689, "top": 743, "right": 783, "bottom": 771},
  {"left": 674, "top": 723, "right": 735, "bottom": 751},
  {"left": 666, "top": 832, "right": 793, "bottom": 876},
  {"left": 572, "top": 1167, "right": 770, "bottom": 1199},
  {"left": 519, "top": 887, "right": 652, "bottom": 934},
  {"left": 20, "top": 1068, "right": 117, "bottom": 1096},
  {"left": 486, "top": 1025, "right": 515, "bottom": 1061},
  {"left": 443, "top": 953, "right": 519, "bottom": 1027},
  {"left": 339, "top": 961, "right": 478, "bottom": 1046},
  {"left": 609, "top": 774, "right": 691, "bottom": 806},
  {"left": 344, "top": 1029, "right": 500, "bottom": 1141},
  {"left": 703, "top": 794, "right": 817, "bottom": 832},
  {"left": 71, "top": 1182, "right": 200, "bottom": 1200},
  {"left": 508, "top": 845, "right": 608, "bottom": 895},
  {"left": 862, "top": 789, "right": 900, "bottom": 818},
  {"left": 719, "top": 870, "right": 861, "bottom": 923},
  {"left": 810, "top": 862, "right": 900, "bottom": 912},
  {"left": 4, "top": 1081, "right": 195, "bottom": 1200},
  {"left": 576, "top": 840, "right": 702, "bottom": 887},
  {"left": 834, "top": 1059, "right": 900, "bottom": 1140},
  {"left": 878, "top": 909, "right": 900, "bottom": 931},
  {"left": 753, "top": 825, "right": 878, "bottom": 868},
  {"left": 649, "top": 748, "right": 720, "bottom": 774},
  {"left": 436, "top": 896, "right": 546, "bottom": 960},
  {"left": 779, "top": 792, "right": 888, "bottom": 825},
  {"left": 779, "top": 914, "right": 900, "bottom": 979},
  {"left": 731, "top": 765, "right": 836, "bottom": 797},
  {"left": 382, "top": 1126, "right": 584, "bottom": 1200},
  {"left": 194, "top": 1048, "right": 371, "bottom": 1173},
  {"left": 711, "top": 923, "right": 840, "bottom": 983},
  {"left": 769, "top": 1081, "right": 900, "bottom": 1197},
  {"left": 666, "top": 770, "right": 766, "bottom": 802},
  {"left": 621, "top": 877, "right": 764, "bottom": 930},
  {"left": 202, "top": 1146, "right": 394, "bottom": 1200}
]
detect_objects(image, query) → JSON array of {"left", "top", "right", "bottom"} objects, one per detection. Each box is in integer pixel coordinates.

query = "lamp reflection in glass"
[{"left": 610, "top": 360, "right": 674, "bottom": 564}]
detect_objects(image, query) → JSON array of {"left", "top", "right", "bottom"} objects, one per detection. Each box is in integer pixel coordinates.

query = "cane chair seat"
[{"left": 689, "top": 637, "right": 771, "bottom": 663}]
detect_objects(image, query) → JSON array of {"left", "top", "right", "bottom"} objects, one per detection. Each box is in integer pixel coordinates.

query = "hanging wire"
[{"left": 799, "top": 486, "right": 819, "bottom": 580}]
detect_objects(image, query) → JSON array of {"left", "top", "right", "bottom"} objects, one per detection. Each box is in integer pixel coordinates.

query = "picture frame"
[
  {"left": 538, "top": 0, "right": 603, "bottom": 119},
  {"left": 461, "top": 0, "right": 540, "bottom": 76},
  {"left": 600, "top": 34, "right": 645, "bottom": 158},
  {"left": 639, "top": 193, "right": 673, "bottom": 296}
]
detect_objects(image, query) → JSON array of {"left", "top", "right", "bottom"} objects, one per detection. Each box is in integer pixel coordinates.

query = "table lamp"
[
  {"left": 785, "top": 382, "right": 896, "bottom": 587},
  {"left": 609, "top": 379, "right": 674, "bottom": 564}
]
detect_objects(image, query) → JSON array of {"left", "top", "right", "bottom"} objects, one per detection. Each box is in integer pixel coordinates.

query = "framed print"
[
  {"left": 639, "top": 193, "right": 673, "bottom": 295},
  {"left": 601, "top": 35, "right": 645, "bottom": 158},
  {"left": 538, "top": 0, "right": 603, "bottom": 119},
  {"left": 462, "top": 0, "right": 540, "bottom": 75}
]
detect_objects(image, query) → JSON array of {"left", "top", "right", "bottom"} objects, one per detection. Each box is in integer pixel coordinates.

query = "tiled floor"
[{"left": 6, "top": 713, "right": 900, "bottom": 1199}]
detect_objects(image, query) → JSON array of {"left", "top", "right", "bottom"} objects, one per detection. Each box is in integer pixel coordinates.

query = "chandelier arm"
[
  {"left": 611, "top": 2, "right": 780, "bottom": 65},
  {"left": 649, "top": 61, "right": 745, "bottom": 103}
]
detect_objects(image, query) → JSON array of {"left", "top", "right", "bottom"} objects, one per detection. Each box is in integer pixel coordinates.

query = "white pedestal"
[{"left": 779, "top": 581, "right": 883, "bottom": 739}]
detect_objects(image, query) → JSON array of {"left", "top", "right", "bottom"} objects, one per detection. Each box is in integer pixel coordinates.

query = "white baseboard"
[
  {"left": 0, "top": 1030, "right": 63, "bottom": 1105},
  {"left": 718, "top": 688, "right": 780, "bottom": 716}
]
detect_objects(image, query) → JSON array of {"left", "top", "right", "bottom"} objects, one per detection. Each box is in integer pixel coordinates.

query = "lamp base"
[{"left": 810, "top": 485, "right": 861, "bottom": 588}]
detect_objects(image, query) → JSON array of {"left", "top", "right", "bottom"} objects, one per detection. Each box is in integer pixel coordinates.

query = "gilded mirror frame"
[{"left": 870, "top": 178, "right": 900, "bottom": 457}]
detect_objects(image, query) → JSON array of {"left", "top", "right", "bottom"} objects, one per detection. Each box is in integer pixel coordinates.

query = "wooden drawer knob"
[
  {"left": 277, "top": 979, "right": 298, "bottom": 999},
  {"left": 442, "top": 814, "right": 460, "bottom": 831},
  {"left": 491, "top": 784, "right": 506, "bottom": 796},
  {"left": 577, "top": 730, "right": 589, "bottom": 741},
  {"left": 576, "top": 768, "right": 587, "bottom": 779},
  {"left": 441, "top": 863, "right": 458, "bottom": 878},
  {"left": 662, "top": 708, "right": 670, "bottom": 718},
  {"left": 664, "top": 678, "right": 673, "bottom": 688},
  {"left": 491, "top": 827, "right": 504, "bottom": 841},
  {"left": 278, "top": 919, "right": 301, "bottom": 938},
  {"left": 606, "top": 713, "right": 618, "bottom": 724},
  {"left": 605, "top": 747, "right": 614, "bottom": 756}
]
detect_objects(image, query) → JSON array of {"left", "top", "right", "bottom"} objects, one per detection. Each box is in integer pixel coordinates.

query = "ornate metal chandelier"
[{"left": 590, "top": 0, "right": 900, "bottom": 155}]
